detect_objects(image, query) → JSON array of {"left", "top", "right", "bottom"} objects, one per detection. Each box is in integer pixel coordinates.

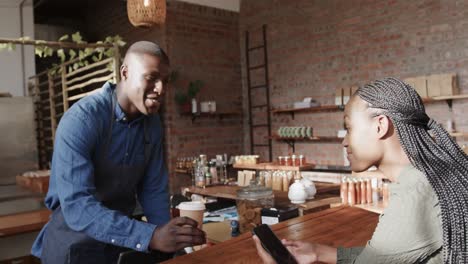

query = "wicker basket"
[{"left": 127, "top": 0, "right": 166, "bottom": 27}]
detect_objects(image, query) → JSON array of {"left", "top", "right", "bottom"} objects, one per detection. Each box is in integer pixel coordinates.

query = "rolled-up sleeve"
[
  {"left": 137, "top": 119, "right": 170, "bottom": 226},
  {"left": 53, "top": 112, "right": 156, "bottom": 251}
]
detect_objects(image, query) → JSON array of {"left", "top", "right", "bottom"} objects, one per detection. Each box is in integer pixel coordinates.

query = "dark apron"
[{"left": 41, "top": 90, "right": 153, "bottom": 264}]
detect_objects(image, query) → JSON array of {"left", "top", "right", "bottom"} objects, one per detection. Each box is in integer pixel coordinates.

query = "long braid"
[{"left": 356, "top": 77, "right": 468, "bottom": 263}]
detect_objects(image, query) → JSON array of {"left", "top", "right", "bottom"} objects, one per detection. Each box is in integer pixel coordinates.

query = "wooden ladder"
[{"left": 245, "top": 25, "right": 272, "bottom": 161}]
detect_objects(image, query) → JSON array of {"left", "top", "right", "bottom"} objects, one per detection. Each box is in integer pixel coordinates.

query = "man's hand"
[{"left": 149, "top": 216, "right": 206, "bottom": 252}]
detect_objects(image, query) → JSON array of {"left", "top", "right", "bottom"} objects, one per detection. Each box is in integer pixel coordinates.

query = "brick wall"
[
  {"left": 85, "top": 0, "right": 243, "bottom": 193},
  {"left": 240, "top": 0, "right": 468, "bottom": 166}
]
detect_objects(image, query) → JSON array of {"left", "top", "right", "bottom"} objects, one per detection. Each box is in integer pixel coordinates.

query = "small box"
[
  {"left": 343, "top": 87, "right": 351, "bottom": 104},
  {"left": 404, "top": 76, "right": 427, "bottom": 98},
  {"left": 427, "top": 74, "right": 442, "bottom": 97},
  {"left": 261, "top": 206, "right": 299, "bottom": 225},
  {"left": 335, "top": 88, "right": 343, "bottom": 106},
  {"left": 439, "top": 73, "right": 458, "bottom": 96}
]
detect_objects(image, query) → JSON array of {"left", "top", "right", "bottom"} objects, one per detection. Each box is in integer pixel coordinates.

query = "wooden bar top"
[
  {"left": 163, "top": 206, "right": 379, "bottom": 264},
  {"left": 183, "top": 182, "right": 339, "bottom": 201},
  {"left": 183, "top": 183, "right": 341, "bottom": 214}
]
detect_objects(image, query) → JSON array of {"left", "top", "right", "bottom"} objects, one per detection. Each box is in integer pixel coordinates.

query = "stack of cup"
[
  {"left": 178, "top": 201, "right": 206, "bottom": 253},
  {"left": 178, "top": 201, "right": 206, "bottom": 229}
]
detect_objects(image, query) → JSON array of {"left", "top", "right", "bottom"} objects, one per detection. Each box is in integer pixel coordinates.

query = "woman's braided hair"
[{"left": 356, "top": 77, "right": 468, "bottom": 263}]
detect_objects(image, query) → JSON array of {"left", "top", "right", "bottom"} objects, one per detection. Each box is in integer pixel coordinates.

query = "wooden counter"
[
  {"left": 0, "top": 208, "right": 50, "bottom": 237},
  {"left": 163, "top": 206, "right": 379, "bottom": 264},
  {"left": 183, "top": 183, "right": 341, "bottom": 214}
]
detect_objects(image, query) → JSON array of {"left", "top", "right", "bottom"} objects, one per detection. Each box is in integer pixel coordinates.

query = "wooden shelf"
[
  {"left": 424, "top": 94, "right": 468, "bottom": 101},
  {"left": 233, "top": 162, "right": 316, "bottom": 171},
  {"left": 271, "top": 104, "right": 344, "bottom": 119},
  {"left": 175, "top": 169, "right": 191, "bottom": 174},
  {"left": 271, "top": 135, "right": 342, "bottom": 143},
  {"left": 449, "top": 132, "right": 468, "bottom": 138},
  {"left": 271, "top": 135, "right": 342, "bottom": 152},
  {"left": 180, "top": 111, "right": 242, "bottom": 122}
]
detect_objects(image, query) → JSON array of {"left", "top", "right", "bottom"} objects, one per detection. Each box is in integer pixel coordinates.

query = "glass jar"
[
  {"left": 236, "top": 183, "right": 274, "bottom": 233},
  {"left": 299, "top": 155, "right": 306, "bottom": 166},
  {"left": 277, "top": 156, "right": 283, "bottom": 165}
]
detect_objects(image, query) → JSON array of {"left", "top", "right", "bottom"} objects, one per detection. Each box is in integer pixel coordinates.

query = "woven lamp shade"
[{"left": 127, "top": 0, "right": 166, "bottom": 27}]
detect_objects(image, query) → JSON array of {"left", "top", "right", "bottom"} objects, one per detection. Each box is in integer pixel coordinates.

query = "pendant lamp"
[{"left": 127, "top": 0, "right": 166, "bottom": 28}]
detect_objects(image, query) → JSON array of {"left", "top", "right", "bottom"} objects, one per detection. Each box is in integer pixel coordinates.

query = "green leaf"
[
  {"left": 0, "top": 43, "right": 8, "bottom": 51},
  {"left": 104, "top": 48, "right": 114, "bottom": 58},
  {"left": 58, "top": 35, "right": 69, "bottom": 41},
  {"left": 35, "top": 47, "right": 44, "bottom": 57},
  {"left": 44, "top": 46, "right": 53, "bottom": 57},
  {"left": 73, "top": 63, "right": 79, "bottom": 70},
  {"left": 79, "top": 50, "right": 85, "bottom": 60},
  {"left": 7, "top": 43, "right": 16, "bottom": 51},
  {"left": 68, "top": 66, "right": 73, "bottom": 73},
  {"left": 57, "top": 49, "right": 66, "bottom": 62},
  {"left": 71, "top": 32, "right": 83, "bottom": 43},
  {"left": 84, "top": 48, "right": 93, "bottom": 57},
  {"left": 69, "top": 49, "right": 77, "bottom": 60},
  {"left": 106, "top": 62, "right": 113, "bottom": 72},
  {"left": 92, "top": 55, "right": 99, "bottom": 62}
]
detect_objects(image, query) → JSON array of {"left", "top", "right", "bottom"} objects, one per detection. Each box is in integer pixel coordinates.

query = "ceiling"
[{"left": 32, "top": 0, "right": 239, "bottom": 25}]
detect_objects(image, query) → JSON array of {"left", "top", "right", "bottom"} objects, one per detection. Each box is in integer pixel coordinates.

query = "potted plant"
[{"left": 174, "top": 79, "right": 203, "bottom": 114}]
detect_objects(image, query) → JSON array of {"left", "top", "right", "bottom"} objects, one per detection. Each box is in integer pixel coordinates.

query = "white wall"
[
  {"left": 176, "top": 0, "right": 239, "bottom": 12},
  {"left": 0, "top": 97, "right": 38, "bottom": 184},
  {"left": 0, "top": 0, "right": 35, "bottom": 96}
]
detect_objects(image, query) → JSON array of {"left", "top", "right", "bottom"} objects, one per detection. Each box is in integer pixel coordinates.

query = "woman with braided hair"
[{"left": 254, "top": 77, "right": 468, "bottom": 263}]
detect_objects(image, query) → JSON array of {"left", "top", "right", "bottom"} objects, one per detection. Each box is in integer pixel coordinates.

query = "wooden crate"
[{"left": 16, "top": 171, "right": 50, "bottom": 194}]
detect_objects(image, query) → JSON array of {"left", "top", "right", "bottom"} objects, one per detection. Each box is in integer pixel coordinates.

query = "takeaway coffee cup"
[{"left": 178, "top": 201, "right": 206, "bottom": 229}]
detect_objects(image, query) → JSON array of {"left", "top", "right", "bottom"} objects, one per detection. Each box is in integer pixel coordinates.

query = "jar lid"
[{"left": 237, "top": 183, "right": 273, "bottom": 199}]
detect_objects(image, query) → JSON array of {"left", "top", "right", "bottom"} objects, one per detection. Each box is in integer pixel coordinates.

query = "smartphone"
[{"left": 252, "top": 224, "right": 298, "bottom": 264}]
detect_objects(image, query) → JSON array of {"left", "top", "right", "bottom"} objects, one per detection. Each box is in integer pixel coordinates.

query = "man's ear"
[
  {"left": 375, "top": 115, "right": 391, "bottom": 139},
  {"left": 120, "top": 64, "right": 128, "bottom": 81}
]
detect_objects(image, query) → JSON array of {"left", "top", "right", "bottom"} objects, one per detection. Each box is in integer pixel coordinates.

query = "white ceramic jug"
[
  {"left": 300, "top": 177, "right": 317, "bottom": 199},
  {"left": 288, "top": 179, "right": 308, "bottom": 204}
]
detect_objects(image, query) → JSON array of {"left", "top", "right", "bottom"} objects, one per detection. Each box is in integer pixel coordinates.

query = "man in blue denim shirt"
[{"left": 31, "top": 41, "right": 206, "bottom": 263}]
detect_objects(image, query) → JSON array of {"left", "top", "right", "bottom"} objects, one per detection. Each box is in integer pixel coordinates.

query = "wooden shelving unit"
[{"left": 233, "top": 162, "right": 316, "bottom": 171}]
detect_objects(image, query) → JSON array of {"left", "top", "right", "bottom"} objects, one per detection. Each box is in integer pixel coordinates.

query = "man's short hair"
[{"left": 126, "top": 41, "right": 169, "bottom": 65}]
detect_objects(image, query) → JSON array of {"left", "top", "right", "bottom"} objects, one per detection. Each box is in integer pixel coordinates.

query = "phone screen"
[{"left": 252, "top": 224, "right": 297, "bottom": 264}]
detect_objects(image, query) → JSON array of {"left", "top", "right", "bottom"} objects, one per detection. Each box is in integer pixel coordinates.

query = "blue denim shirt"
[{"left": 31, "top": 82, "right": 170, "bottom": 257}]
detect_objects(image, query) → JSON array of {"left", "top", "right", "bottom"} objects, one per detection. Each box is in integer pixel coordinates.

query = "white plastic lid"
[{"left": 178, "top": 201, "right": 206, "bottom": 211}]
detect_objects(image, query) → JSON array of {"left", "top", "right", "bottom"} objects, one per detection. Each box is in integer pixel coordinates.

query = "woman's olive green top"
[{"left": 338, "top": 165, "right": 443, "bottom": 264}]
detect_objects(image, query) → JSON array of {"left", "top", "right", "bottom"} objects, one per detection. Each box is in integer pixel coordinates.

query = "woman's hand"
[
  {"left": 253, "top": 235, "right": 277, "bottom": 264},
  {"left": 253, "top": 235, "right": 337, "bottom": 264},
  {"left": 282, "top": 239, "right": 318, "bottom": 263}
]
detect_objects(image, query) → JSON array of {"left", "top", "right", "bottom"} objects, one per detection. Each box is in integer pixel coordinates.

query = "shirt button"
[
  {"left": 111, "top": 239, "right": 115, "bottom": 243},
  {"left": 123, "top": 117, "right": 127, "bottom": 121},
  {"left": 136, "top": 243, "right": 141, "bottom": 249},
  {"left": 125, "top": 153, "right": 128, "bottom": 156}
]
